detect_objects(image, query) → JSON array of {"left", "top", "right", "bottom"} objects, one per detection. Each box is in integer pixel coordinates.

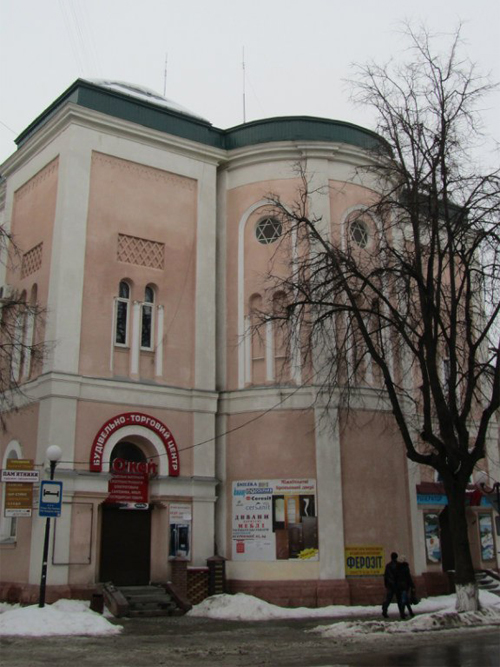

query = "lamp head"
[{"left": 46, "top": 445, "right": 62, "bottom": 463}]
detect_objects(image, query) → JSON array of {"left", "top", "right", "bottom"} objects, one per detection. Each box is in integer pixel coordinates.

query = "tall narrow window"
[
  {"left": 115, "top": 281, "right": 130, "bottom": 346},
  {"left": 141, "top": 285, "right": 155, "bottom": 350}
]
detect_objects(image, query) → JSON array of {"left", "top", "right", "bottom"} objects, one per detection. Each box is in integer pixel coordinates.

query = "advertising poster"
[
  {"left": 345, "top": 546, "right": 384, "bottom": 576},
  {"left": 424, "top": 512, "right": 442, "bottom": 563},
  {"left": 232, "top": 479, "right": 318, "bottom": 561},
  {"left": 479, "top": 514, "right": 494, "bottom": 561}
]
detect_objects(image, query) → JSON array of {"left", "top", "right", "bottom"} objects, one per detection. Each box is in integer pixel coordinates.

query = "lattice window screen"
[
  {"left": 117, "top": 234, "right": 165, "bottom": 270},
  {"left": 21, "top": 243, "right": 43, "bottom": 278}
]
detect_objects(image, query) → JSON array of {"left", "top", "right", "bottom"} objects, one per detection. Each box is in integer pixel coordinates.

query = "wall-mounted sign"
[
  {"left": 3, "top": 460, "right": 37, "bottom": 517},
  {"left": 105, "top": 473, "right": 149, "bottom": 507},
  {"left": 345, "top": 546, "right": 384, "bottom": 576},
  {"left": 39, "top": 481, "right": 63, "bottom": 518},
  {"left": 4, "top": 483, "right": 33, "bottom": 517},
  {"left": 1, "top": 469, "right": 39, "bottom": 483},
  {"left": 89, "top": 412, "right": 179, "bottom": 475},
  {"left": 424, "top": 512, "right": 442, "bottom": 563},
  {"left": 232, "top": 479, "right": 317, "bottom": 561}
]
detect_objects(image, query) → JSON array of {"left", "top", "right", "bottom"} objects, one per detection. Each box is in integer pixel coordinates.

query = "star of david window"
[
  {"left": 349, "top": 219, "right": 369, "bottom": 248},
  {"left": 255, "top": 217, "right": 282, "bottom": 244}
]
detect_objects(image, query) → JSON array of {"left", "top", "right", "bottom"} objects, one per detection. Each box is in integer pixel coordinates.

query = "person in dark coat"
[
  {"left": 396, "top": 555, "right": 415, "bottom": 618},
  {"left": 382, "top": 551, "right": 405, "bottom": 619}
]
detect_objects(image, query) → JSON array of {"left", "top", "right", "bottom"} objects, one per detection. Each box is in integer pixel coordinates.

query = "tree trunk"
[{"left": 443, "top": 478, "right": 480, "bottom": 611}]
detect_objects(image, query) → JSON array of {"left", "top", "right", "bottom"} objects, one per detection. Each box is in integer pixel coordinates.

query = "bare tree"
[
  {"left": 262, "top": 26, "right": 499, "bottom": 611},
  {"left": 0, "top": 227, "right": 45, "bottom": 426}
]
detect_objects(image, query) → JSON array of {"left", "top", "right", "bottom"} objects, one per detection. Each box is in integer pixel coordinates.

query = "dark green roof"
[{"left": 16, "top": 79, "right": 385, "bottom": 153}]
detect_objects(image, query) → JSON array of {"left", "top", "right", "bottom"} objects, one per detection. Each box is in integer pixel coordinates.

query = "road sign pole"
[
  {"left": 38, "top": 516, "right": 51, "bottom": 608},
  {"left": 38, "top": 446, "right": 62, "bottom": 608}
]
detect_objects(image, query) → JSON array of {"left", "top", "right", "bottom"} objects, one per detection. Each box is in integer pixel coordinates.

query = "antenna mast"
[
  {"left": 163, "top": 53, "right": 168, "bottom": 97},
  {"left": 242, "top": 46, "right": 246, "bottom": 123}
]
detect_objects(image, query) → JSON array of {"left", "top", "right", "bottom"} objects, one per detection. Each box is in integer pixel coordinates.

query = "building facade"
[{"left": 0, "top": 80, "right": 498, "bottom": 606}]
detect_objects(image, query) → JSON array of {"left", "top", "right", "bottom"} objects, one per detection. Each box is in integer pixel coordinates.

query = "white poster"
[{"left": 232, "top": 479, "right": 318, "bottom": 561}]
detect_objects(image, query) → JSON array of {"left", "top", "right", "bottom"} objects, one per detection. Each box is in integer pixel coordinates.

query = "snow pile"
[
  {"left": 312, "top": 607, "right": 500, "bottom": 638},
  {"left": 0, "top": 599, "right": 122, "bottom": 637},
  {"left": 188, "top": 590, "right": 500, "bottom": 629}
]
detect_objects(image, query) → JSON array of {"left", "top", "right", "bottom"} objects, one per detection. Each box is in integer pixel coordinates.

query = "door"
[{"left": 100, "top": 506, "right": 152, "bottom": 585}]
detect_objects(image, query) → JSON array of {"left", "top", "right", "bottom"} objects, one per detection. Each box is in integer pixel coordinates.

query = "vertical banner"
[
  {"left": 232, "top": 479, "right": 317, "bottom": 561},
  {"left": 424, "top": 512, "right": 442, "bottom": 563},
  {"left": 479, "top": 514, "right": 494, "bottom": 561}
]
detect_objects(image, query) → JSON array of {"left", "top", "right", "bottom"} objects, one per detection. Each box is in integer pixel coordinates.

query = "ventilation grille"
[
  {"left": 117, "top": 234, "right": 165, "bottom": 270},
  {"left": 21, "top": 243, "right": 43, "bottom": 278}
]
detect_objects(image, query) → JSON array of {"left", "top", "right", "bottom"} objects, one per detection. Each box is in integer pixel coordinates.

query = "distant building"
[{"left": 0, "top": 79, "right": 498, "bottom": 606}]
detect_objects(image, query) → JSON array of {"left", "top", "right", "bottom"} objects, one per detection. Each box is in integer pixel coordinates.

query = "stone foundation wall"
[{"left": 228, "top": 579, "right": 350, "bottom": 607}]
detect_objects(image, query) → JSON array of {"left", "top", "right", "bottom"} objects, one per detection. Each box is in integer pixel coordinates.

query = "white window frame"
[
  {"left": 114, "top": 281, "right": 131, "bottom": 348},
  {"left": 140, "top": 285, "right": 155, "bottom": 351}
]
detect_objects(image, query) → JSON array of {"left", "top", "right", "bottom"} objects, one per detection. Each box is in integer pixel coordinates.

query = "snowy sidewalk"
[{"left": 1, "top": 590, "right": 499, "bottom": 637}]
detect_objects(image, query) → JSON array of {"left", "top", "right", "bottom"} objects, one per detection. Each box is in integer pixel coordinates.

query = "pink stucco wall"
[{"left": 79, "top": 152, "right": 198, "bottom": 387}]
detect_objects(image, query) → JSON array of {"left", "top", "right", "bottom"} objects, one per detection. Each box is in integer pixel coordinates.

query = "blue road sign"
[{"left": 39, "top": 481, "right": 63, "bottom": 517}]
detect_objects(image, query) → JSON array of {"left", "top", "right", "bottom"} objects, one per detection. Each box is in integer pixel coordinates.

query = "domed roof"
[{"left": 86, "top": 79, "right": 209, "bottom": 123}]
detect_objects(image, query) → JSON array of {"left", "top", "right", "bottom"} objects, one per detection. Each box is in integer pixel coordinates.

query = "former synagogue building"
[{"left": 0, "top": 79, "right": 498, "bottom": 606}]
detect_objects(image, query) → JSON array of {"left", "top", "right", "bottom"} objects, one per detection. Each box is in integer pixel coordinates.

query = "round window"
[
  {"left": 349, "top": 219, "right": 369, "bottom": 248},
  {"left": 255, "top": 217, "right": 282, "bottom": 244}
]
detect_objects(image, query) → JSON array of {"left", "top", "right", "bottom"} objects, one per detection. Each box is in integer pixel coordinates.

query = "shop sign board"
[
  {"left": 1, "top": 469, "right": 39, "bottom": 483},
  {"left": 232, "top": 479, "right": 318, "bottom": 561},
  {"left": 105, "top": 473, "right": 149, "bottom": 506},
  {"left": 39, "top": 481, "right": 63, "bottom": 518},
  {"left": 90, "top": 412, "right": 179, "bottom": 476},
  {"left": 4, "top": 483, "right": 33, "bottom": 517},
  {"left": 344, "top": 545, "right": 384, "bottom": 576},
  {"left": 3, "top": 460, "right": 37, "bottom": 517}
]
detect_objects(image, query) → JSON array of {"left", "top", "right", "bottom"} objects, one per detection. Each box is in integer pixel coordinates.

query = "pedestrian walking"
[
  {"left": 397, "top": 554, "right": 415, "bottom": 618},
  {"left": 382, "top": 551, "right": 405, "bottom": 619}
]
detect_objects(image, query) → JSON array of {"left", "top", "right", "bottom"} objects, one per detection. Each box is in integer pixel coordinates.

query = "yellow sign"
[
  {"left": 345, "top": 545, "right": 384, "bottom": 576},
  {"left": 6, "top": 459, "right": 34, "bottom": 470}
]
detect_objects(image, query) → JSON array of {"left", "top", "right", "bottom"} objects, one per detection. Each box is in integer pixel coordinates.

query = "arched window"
[
  {"left": 141, "top": 285, "right": 155, "bottom": 350},
  {"left": 115, "top": 281, "right": 130, "bottom": 346}
]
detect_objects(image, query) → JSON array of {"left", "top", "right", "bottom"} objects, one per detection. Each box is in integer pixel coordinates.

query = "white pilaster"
[
  {"left": 315, "top": 404, "right": 346, "bottom": 579},
  {"left": 155, "top": 304, "right": 164, "bottom": 378},
  {"left": 130, "top": 300, "right": 141, "bottom": 376},
  {"left": 43, "top": 127, "right": 91, "bottom": 374}
]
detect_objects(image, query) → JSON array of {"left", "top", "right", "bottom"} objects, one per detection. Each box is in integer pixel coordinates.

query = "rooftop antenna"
[
  {"left": 163, "top": 52, "right": 168, "bottom": 97},
  {"left": 242, "top": 46, "right": 246, "bottom": 123}
]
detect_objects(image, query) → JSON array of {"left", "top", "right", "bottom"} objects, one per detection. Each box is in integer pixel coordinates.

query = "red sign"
[
  {"left": 89, "top": 412, "right": 180, "bottom": 476},
  {"left": 111, "top": 457, "right": 157, "bottom": 477},
  {"left": 105, "top": 473, "right": 149, "bottom": 505}
]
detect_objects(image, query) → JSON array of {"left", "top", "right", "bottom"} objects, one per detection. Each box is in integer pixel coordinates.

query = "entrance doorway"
[{"left": 99, "top": 506, "right": 152, "bottom": 586}]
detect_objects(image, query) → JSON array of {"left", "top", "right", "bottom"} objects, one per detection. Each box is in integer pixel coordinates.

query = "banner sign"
[
  {"left": 345, "top": 545, "right": 384, "bottom": 576},
  {"left": 4, "top": 483, "right": 33, "bottom": 517},
  {"left": 232, "top": 479, "right": 318, "bottom": 561},
  {"left": 105, "top": 473, "right": 149, "bottom": 506},
  {"left": 1, "top": 469, "right": 39, "bottom": 483},
  {"left": 90, "top": 412, "right": 179, "bottom": 475},
  {"left": 3, "top": 460, "right": 37, "bottom": 517}
]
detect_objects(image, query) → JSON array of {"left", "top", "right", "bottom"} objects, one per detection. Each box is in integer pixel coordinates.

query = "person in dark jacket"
[
  {"left": 382, "top": 551, "right": 405, "bottom": 619},
  {"left": 396, "top": 555, "right": 415, "bottom": 618}
]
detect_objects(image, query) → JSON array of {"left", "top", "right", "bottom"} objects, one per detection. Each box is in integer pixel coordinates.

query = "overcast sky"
[{"left": 1, "top": 0, "right": 499, "bottom": 164}]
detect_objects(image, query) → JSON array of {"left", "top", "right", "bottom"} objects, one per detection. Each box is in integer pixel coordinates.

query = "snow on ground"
[
  {"left": 0, "top": 591, "right": 499, "bottom": 636},
  {"left": 187, "top": 590, "right": 500, "bottom": 635},
  {"left": 0, "top": 599, "right": 122, "bottom": 636}
]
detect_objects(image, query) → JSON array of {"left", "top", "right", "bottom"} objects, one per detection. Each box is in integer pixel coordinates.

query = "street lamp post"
[{"left": 38, "top": 445, "right": 62, "bottom": 608}]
